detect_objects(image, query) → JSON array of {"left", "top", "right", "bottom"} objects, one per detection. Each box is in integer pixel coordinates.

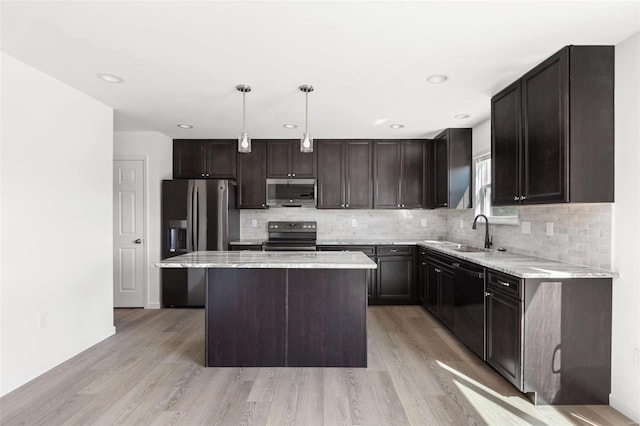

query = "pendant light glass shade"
[
  {"left": 236, "top": 84, "right": 252, "bottom": 153},
  {"left": 299, "top": 84, "right": 314, "bottom": 153}
]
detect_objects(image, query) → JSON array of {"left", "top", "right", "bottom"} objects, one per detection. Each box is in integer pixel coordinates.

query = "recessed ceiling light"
[
  {"left": 390, "top": 124, "right": 405, "bottom": 129},
  {"left": 177, "top": 124, "right": 193, "bottom": 129},
  {"left": 283, "top": 124, "right": 298, "bottom": 129},
  {"left": 454, "top": 114, "right": 470, "bottom": 119},
  {"left": 426, "top": 74, "right": 448, "bottom": 84},
  {"left": 97, "top": 73, "right": 124, "bottom": 83}
]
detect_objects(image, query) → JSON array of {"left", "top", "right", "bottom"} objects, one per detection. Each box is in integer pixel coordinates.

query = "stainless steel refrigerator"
[{"left": 161, "top": 179, "right": 239, "bottom": 307}]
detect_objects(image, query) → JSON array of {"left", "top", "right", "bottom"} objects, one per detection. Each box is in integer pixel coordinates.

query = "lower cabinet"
[
  {"left": 424, "top": 251, "right": 456, "bottom": 329},
  {"left": 317, "top": 245, "right": 415, "bottom": 304}
]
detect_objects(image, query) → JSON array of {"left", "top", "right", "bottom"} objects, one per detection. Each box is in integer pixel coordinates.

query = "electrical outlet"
[
  {"left": 421, "top": 219, "right": 427, "bottom": 227},
  {"left": 351, "top": 219, "right": 357, "bottom": 227},
  {"left": 634, "top": 348, "right": 640, "bottom": 368},
  {"left": 546, "top": 222, "right": 554, "bottom": 236},
  {"left": 459, "top": 219, "right": 464, "bottom": 229},
  {"left": 251, "top": 219, "right": 257, "bottom": 228},
  {"left": 39, "top": 312, "right": 48, "bottom": 329},
  {"left": 521, "top": 221, "right": 531, "bottom": 234}
]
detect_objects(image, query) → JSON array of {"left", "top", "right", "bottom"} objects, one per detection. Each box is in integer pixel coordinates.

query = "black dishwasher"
[{"left": 452, "top": 260, "right": 486, "bottom": 360}]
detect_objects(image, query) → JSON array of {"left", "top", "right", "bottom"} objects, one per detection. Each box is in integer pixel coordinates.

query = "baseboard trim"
[
  {"left": 146, "top": 303, "right": 161, "bottom": 309},
  {"left": 610, "top": 394, "right": 640, "bottom": 424}
]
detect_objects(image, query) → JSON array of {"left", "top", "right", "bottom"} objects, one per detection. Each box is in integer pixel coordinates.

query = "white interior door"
[{"left": 113, "top": 159, "right": 145, "bottom": 307}]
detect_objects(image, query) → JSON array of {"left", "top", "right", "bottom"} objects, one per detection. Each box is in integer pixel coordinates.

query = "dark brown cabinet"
[
  {"left": 266, "top": 140, "right": 316, "bottom": 178},
  {"left": 425, "top": 254, "right": 455, "bottom": 329},
  {"left": 237, "top": 140, "right": 267, "bottom": 209},
  {"left": 173, "top": 139, "right": 236, "bottom": 179},
  {"left": 229, "top": 244, "right": 263, "bottom": 251},
  {"left": 316, "top": 245, "right": 376, "bottom": 303},
  {"left": 417, "top": 248, "right": 428, "bottom": 306},
  {"left": 375, "top": 246, "right": 415, "bottom": 304},
  {"left": 431, "top": 129, "right": 472, "bottom": 209},
  {"left": 484, "top": 269, "right": 612, "bottom": 404},
  {"left": 491, "top": 45, "right": 614, "bottom": 205},
  {"left": 317, "top": 140, "right": 373, "bottom": 209},
  {"left": 373, "top": 140, "right": 426, "bottom": 209}
]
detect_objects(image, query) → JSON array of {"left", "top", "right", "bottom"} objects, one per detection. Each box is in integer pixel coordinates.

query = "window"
[{"left": 474, "top": 153, "right": 518, "bottom": 224}]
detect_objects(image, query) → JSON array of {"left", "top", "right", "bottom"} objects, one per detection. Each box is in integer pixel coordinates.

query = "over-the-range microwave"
[{"left": 266, "top": 178, "right": 316, "bottom": 207}]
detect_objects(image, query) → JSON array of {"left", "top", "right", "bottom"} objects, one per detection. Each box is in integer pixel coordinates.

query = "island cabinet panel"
[
  {"left": 206, "top": 269, "right": 286, "bottom": 367},
  {"left": 287, "top": 269, "right": 367, "bottom": 367},
  {"left": 237, "top": 140, "right": 267, "bottom": 208}
]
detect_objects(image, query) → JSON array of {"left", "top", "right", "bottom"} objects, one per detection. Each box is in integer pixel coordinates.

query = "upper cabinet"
[
  {"left": 173, "top": 139, "right": 236, "bottom": 179},
  {"left": 373, "top": 140, "right": 427, "bottom": 209},
  {"left": 317, "top": 140, "right": 373, "bottom": 209},
  {"left": 237, "top": 140, "right": 267, "bottom": 209},
  {"left": 491, "top": 45, "right": 614, "bottom": 205},
  {"left": 266, "top": 140, "right": 316, "bottom": 178},
  {"left": 431, "top": 129, "right": 472, "bottom": 209}
]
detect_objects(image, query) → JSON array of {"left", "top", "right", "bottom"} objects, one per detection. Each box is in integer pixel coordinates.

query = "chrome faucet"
[{"left": 472, "top": 214, "right": 493, "bottom": 249}]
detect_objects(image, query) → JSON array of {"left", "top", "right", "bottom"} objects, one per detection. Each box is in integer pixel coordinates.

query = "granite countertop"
[
  {"left": 229, "top": 240, "right": 264, "bottom": 245},
  {"left": 155, "top": 251, "right": 377, "bottom": 269},
  {"left": 317, "top": 239, "right": 422, "bottom": 246},
  {"left": 417, "top": 241, "right": 618, "bottom": 279}
]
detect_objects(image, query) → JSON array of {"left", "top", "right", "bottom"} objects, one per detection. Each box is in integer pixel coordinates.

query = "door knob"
[{"left": 134, "top": 239, "right": 142, "bottom": 244}]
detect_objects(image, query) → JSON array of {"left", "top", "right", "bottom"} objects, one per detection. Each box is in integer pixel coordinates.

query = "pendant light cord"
[
  {"left": 305, "top": 91, "right": 309, "bottom": 134},
  {"left": 242, "top": 91, "right": 246, "bottom": 133}
]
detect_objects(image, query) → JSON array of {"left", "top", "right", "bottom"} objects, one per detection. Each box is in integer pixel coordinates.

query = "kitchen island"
[{"left": 156, "top": 251, "right": 376, "bottom": 368}]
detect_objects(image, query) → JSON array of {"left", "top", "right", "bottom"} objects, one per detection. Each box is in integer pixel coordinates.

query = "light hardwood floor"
[{"left": 0, "top": 306, "right": 635, "bottom": 425}]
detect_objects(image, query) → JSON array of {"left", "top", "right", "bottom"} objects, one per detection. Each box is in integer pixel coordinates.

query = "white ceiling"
[{"left": 2, "top": 1, "right": 639, "bottom": 139}]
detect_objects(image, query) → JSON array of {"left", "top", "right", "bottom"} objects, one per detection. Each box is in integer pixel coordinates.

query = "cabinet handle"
[
  {"left": 287, "top": 173, "right": 291, "bottom": 177},
  {"left": 452, "top": 262, "right": 460, "bottom": 267},
  {"left": 435, "top": 268, "right": 442, "bottom": 273},
  {"left": 397, "top": 204, "right": 400, "bottom": 207},
  {"left": 401, "top": 204, "right": 405, "bottom": 207},
  {"left": 498, "top": 281, "right": 511, "bottom": 287},
  {"left": 292, "top": 173, "right": 296, "bottom": 177},
  {"left": 341, "top": 204, "right": 345, "bottom": 208},
  {"left": 261, "top": 203, "right": 266, "bottom": 207},
  {"left": 201, "top": 173, "right": 206, "bottom": 177},
  {"left": 520, "top": 196, "right": 527, "bottom": 201},
  {"left": 390, "top": 249, "right": 398, "bottom": 253},
  {"left": 485, "top": 292, "right": 491, "bottom": 297},
  {"left": 421, "top": 262, "right": 427, "bottom": 266},
  {"left": 443, "top": 203, "right": 447, "bottom": 206},
  {"left": 345, "top": 204, "right": 349, "bottom": 208},
  {"left": 514, "top": 196, "right": 520, "bottom": 201},
  {"left": 206, "top": 173, "right": 210, "bottom": 177}
]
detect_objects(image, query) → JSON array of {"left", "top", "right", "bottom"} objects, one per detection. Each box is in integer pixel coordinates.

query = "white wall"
[
  {"left": 0, "top": 53, "right": 115, "bottom": 396},
  {"left": 114, "top": 131, "right": 173, "bottom": 308},
  {"left": 610, "top": 31, "right": 640, "bottom": 422}
]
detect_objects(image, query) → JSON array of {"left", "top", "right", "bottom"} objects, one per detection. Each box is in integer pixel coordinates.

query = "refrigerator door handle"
[
  {"left": 186, "top": 181, "right": 194, "bottom": 252},
  {"left": 193, "top": 185, "right": 200, "bottom": 251},
  {"left": 217, "top": 182, "right": 227, "bottom": 250}
]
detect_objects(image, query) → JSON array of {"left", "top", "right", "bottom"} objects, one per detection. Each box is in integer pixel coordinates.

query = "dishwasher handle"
[{"left": 452, "top": 262, "right": 484, "bottom": 279}]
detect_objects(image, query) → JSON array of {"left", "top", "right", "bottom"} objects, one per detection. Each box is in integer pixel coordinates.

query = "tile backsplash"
[
  {"left": 446, "top": 204, "right": 612, "bottom": 270},
  {"left": 239, "top": 209, "right": 447, "bottom": 241},
  {"left": 239, "top": 204, "right": 612, "bottom": 270}
]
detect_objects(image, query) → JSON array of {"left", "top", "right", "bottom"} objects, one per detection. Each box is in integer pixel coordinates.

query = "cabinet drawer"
[
  {"left": 377, "top": 245, "right": 413, "bottom": 256},
  {"left": 487, "top": 270, "right": 521, "bottom": 299},
  {"left": 318, "top": 245, "right": 375, "bottom": 256}
]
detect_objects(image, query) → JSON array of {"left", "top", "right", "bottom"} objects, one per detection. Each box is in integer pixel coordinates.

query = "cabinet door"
[
  {"left": 317, "top": 140, "right": 345, "bottom": 208},
  {"left": 417, "top": 250, "right": 428, "bottom": 306},
  {"left": 345, "top": 141, "right": 373, "bottom": 209},
  {"left": 433, "top": 136, "right": 449, "bottom": 207},
  {"left": 401, "top": 141, "right": 425, "bottom": 208},
  {"left": 205, "top": 140, "right": 236, "bottom": 178},
  {"left": 173, "top": 140, "right": 205, "bottom": 178},
  {"left": 291, "top": 145, "right": 316, "bottom": 178},
  {"left": 521, "top": 48, "right": 568, "bottom": 204},
  {"left": 237, "top": 140, "right": 267, "bottom": 208},
  {"left": 439, "top": 266, "right": 456, "bottom": 329},
  {"left": 374, "top": 141, "right": 402, "bottom": 208},
  {"left": 266, "top": 140, "right": 292, "bottom": 178},
  {"left": 491, "top": 81, "right": 522, "bottom": 205},
  {"left": 377, "top": 256, "right": 413, "bottom": 302},
  {"left": 425, "top": 262, "right": 439, "bottom": 315},
  {"left": 486, "top": 291, "right": 523, "bottom": 390}
]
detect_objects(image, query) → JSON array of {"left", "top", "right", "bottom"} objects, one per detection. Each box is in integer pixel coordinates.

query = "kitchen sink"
[{"left": 451, "top": 245, "right": 486, "bottom": 253}]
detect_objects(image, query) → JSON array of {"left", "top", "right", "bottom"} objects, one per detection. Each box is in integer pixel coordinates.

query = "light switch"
[
  {"left": 421, "top": 219, "right": 427, "bottom": 227},
  {"left": 351, "top": 219, "right": 357, "bottom": 227},
  {"left": 522, "top": 221, "right": 531, "bottom": 235},
  {"left": 251, "top": 219, "right": 257, "bottom": 228},
  {"left": 546, "top": 222, "right": 554, "bottom": 236}
]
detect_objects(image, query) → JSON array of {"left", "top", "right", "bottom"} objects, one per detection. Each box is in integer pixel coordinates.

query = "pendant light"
[
  {"left": 236, "top": 84, "right": 252, "bottom": 153},
  {"left": 299, "top": 84, "right": 314, "bottom": 153}
]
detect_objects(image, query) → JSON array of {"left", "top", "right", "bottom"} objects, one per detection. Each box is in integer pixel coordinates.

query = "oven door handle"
[{"left": 263, "top": 246, "right": 317, "bottom": 251}]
